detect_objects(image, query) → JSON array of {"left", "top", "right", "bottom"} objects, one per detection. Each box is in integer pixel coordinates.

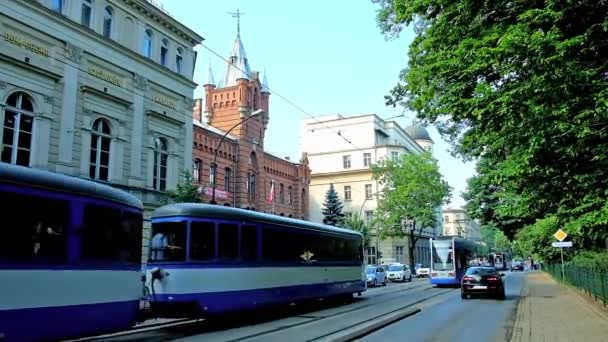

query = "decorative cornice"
[
  {"left": 65, "top": 43, "right": 83, "bottom": 63},
  {"left": 183, "top": 97, "right": 195, "bottom": 108},
  {"left": 133, "top": 73, "right": 148, "bottom": 90}
]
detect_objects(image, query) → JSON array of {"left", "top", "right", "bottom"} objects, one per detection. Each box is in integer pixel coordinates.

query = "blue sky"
[{"left": 157, "top": 0, "right": 475, "bottom": 207}]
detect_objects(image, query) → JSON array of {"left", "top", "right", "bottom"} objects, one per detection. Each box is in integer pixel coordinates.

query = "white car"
[
  {"left": 416, "top": 266, "right": 431, "bottom": 277},
  {"left": 386, "top": 263, "right": 412, "bottom": 282}
]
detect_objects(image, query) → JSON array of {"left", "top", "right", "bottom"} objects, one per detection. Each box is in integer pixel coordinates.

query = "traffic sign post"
[{"left": 552, "top": 229, "right": 571, "bottom": 281}]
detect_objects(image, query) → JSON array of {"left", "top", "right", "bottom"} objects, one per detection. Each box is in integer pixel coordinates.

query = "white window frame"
[
  {"left": 343, "top": 154, "right": 351, "bottom": 169},
  {"left": 81, "top": 0, "right": 94, "bottom": 28},
  {"left": 2, "top": 92, "right": 34, "bottom": 167},
  {"left": 344, "top": 185, "right": 351, "bottom": 201},
  {"left": 160, "top": 38, "right": 169, "bottom": 66},
  {"left": 102, "top": 6, "right": 114, "bottom": 38},
  {"left": 52, "top": 0, "right": 64, "bottom": 13},
  {"left": 176, "top": 47, "right": 183, "bottom": 73},
  {"left": 143, "top": 29, "right": 153, "bottom": 58},
  {"left": 363, "top": 152, "right": 371, "bottom": 167},
  {"left": 153, "top": 137, "right": 168, "bottom": 191},
  {"left": 365, "top": 184, "right": 372, "bottom": 199},
  {"left": 89, "top": 118, "right": 112, "bottom": 181}
]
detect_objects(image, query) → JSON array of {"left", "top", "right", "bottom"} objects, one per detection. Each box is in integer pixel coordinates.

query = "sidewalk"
[{"left": 510, "top": 272, "right": 608, "bottom": 342}]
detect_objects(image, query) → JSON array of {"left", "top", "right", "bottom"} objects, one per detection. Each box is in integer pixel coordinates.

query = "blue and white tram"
[
  {"left": 0, "top": 163, "right": 144, "bottom": 342},
  {"left": 145, "top": 203, "right": 366, "bottom": 316},
  {"left": 429, "top": 236, "right": 481, "bottom": 286}
]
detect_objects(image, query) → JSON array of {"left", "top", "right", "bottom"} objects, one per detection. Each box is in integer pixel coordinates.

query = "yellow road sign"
[{"left": 553, "top": 229, "right": 568, "bottom": 242}]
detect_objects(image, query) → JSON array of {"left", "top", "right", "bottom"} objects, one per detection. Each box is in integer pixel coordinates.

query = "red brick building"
[{"left": 191, "top": 32, "right": 310, "bottom": 219}]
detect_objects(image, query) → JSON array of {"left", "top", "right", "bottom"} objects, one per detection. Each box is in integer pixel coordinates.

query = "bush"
[{"left": 568, "top": 251, "right": 608, "bottom": 272}]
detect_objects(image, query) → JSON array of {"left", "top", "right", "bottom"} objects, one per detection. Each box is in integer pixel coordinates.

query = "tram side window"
[
  {"left": 149, "top": 221, "right": 186, "bottom": 262},
  {"left": 240, "top": 225, "right": 258, "bottom": 261},
  {"left": 82, "top": 205, "right": 141, "bottom": 263},
  {"left": 190, "top": 221, "right": 215, "bottom": 261},
  {"left": 218, "top": 223, "right": 238, "bottom": 261},
  {"left": 0, "top": 191, "right": 69, "bottom": 262},
  {"left": 262, "top": 226, "right": 298, "bottom": 262}
]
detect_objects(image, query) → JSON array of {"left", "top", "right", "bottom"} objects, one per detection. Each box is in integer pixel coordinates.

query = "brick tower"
[{"left": 203, "top": 30, "right": 271, "bottom": 210}]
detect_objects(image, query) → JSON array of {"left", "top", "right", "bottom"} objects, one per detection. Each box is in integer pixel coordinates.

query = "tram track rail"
[{"left": 74, "top": 281, "right": 446, "bottom": 342}]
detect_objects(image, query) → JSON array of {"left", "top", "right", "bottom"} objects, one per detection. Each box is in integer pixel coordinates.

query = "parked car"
[
  {"left": 366, "top": 265, "right": 387, "bottom": 287},
  {"left": 386, "top": 263, "right": 412, "bottom": 282},
  {"left": 511, "top": 261, "right": 524, "bottom": 271},
  {"left": 416, "top": 265, "right": 431, "bottom": 277},
  {"left": 461, "top": 267, "right": 506, "bottom": 300}
]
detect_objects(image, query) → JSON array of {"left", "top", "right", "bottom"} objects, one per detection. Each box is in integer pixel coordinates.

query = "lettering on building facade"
[
  {"left": 152, "top": 95, "right": 177, "bottom": 110},
  {"left": 88, "top": 68, "right": 124, "bottom": 87},
  {"left": 3, "top": 32, "right": 49, "bottom": 56}
]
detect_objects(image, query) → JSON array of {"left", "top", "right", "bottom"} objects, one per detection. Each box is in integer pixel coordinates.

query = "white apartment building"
[
  {"left": 300, "top": 113, "right": 441, "bottom": 266},
  {"left": 442, "top": 207, "right": 482, "bottom": 241}
]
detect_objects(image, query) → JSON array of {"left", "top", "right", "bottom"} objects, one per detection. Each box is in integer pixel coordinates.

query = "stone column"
[
  {"left": 129, "top": 74, "right": 147, "bottom": 187},
  {"left": 30, "top": 110, "right": 52, "bottom": 170},
  {"left": 79, "top": 113, "right": 92, "bottom": 177},
  {"left": 109, "top": 119, "right": 126, "bottom": 183},
  {"left": 56, "top": 43, "right": 82, "bottom": 174},
  {"left": 183, "top": 98, "right": 194, "bottom": 174}
]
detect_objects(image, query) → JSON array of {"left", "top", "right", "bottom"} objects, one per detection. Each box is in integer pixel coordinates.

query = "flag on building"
[{"left": 267, "top": 180, "right": 275, "bottom": 203}]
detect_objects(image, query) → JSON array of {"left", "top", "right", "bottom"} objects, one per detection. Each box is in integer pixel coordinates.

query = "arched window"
[
  {"left": 81, "top": 0, "right": 93, "bottom": 28},
  {"left": 153, "top": 137, "right": 168, "bottom": 191},
  {"left": 192, "top": 159, "right": 201, "bottom": 183},
  {"left": 102, "top": 6, "right": 113, "bottom": 38},
  {"left": 279, "top": 183, "right": 284, "bottom": 203},
  {"left": 288, "top": 186, "right": 293, "bottom": 205},
  {"left": 143, "top": 29, "right": 153, "bottom": 58},
  {"left": 89, "top": 118, "right": 111, "bottom": 181},
  {"left": 2, "top": 92, "right": 34, "bottom": 166},
  {"left": 224, "top": 167, "right": 231, "bottom": 192},
  {"left": 247, "top": 171, "right": 256, "bottom": 200},
  {"left": 52, "top": 0, "right": 63, "bottom": 13},
  {"left": 160, "top": 38, "right": 169, "bottom": 66},
  {"left": 176, "top": 47, "right": 183, "bottom": 73}
]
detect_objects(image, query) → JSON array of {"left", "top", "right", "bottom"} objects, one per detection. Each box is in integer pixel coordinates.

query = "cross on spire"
[{"left": 227, "top": 9, "right": 245, "bottom": 37}]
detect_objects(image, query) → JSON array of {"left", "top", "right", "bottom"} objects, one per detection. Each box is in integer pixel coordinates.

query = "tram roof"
[
  {"left": 433, "top": 235, "right": 482, "bottom": 249},
  {"left": 152, "top": 203, "right": 363, "bottom": 238},
  {"left": 0, "top": 163, "right": 142, "bottom": 209}
]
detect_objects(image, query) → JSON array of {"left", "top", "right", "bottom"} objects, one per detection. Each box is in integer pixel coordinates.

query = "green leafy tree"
[
  {"left": 372, "top": 152, "right": 451, "bottom": 270},
  {"left": 167, "top": 170, "right": 201, "bottom": 203},
  {"left": 342, "top": 214, "right": 372, "bottom": 249},
  {"left": 321, "top": 183, "right": 345, "bottom": 226},
  {"left": 373, "top": 0, "right": 608, "bottom": 256}
]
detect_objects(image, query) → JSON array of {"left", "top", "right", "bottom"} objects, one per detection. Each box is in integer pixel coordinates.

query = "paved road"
[{"left": 357, "top": 271, "right": 525, "bottom": 342}]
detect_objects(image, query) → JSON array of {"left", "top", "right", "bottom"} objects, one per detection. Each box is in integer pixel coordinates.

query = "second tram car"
[
  {"left": 0, "top": 163, "right": 144, "bottom": 342},
  {"left": 429, "top": 236, "right": 481, "bottom": 286},
  {"left": 145, "top": 203, "right": 366, "bottom": 316}
]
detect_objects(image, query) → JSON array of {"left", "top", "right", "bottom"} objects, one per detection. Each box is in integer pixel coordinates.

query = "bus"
[
  {"left": 429, "top": 236, "right": 482, "bottom": 286},
  {"left": 489, "top": 251, "right": 511, "bottom": 271}
]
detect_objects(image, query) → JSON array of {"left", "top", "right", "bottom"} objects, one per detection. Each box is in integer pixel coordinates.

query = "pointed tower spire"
[
  {"left": 204, "top": 60, "right": 215, "bottom": 86},
  {"left": 261, "top": 68, "right": 270, "bottom": 93}
]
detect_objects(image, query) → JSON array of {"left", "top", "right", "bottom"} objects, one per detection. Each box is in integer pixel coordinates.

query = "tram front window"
[
  {"left": 149, "top": 222, "right": 186, "bottom": 262},
  {"left": 432, "top": 240, "right": 454, "bottom": 271}
]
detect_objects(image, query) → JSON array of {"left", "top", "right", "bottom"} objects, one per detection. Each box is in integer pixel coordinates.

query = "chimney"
[{"left": 285, "top": 156, "right": 290, "bottom": 161}]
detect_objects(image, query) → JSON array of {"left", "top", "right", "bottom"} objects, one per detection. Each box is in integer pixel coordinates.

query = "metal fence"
[{"left": 545, "top": 264, "right": 608, "bottom": 306}]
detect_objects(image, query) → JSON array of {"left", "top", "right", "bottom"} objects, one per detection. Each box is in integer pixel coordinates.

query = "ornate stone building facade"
[
  {"left": 0, "top": 0, "right": 203, "bottom": 238},
  {"left": 191, "top": 31, "right": 310, "bottom": 219}
]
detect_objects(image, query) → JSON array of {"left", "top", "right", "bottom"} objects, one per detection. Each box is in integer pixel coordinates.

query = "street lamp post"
[{"left": 210, "top": 109, "right": 264, "bottom": 204}]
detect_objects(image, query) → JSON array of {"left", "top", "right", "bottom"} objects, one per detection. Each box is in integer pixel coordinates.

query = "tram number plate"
[{"left": 472, "top": 285, "right": 487, "bottom": 289}]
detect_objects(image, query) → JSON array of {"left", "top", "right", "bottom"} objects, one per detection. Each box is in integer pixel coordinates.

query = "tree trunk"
[{"left": 408, "top": 229, "right": 417, "bottom": 272}]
